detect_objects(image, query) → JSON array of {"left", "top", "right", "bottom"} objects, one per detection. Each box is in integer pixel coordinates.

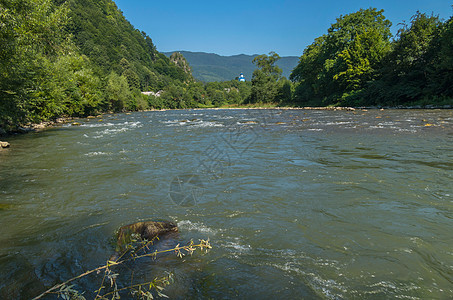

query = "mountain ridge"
[{"left": 163, "top": 51, "right": 299, "bottom": 82}]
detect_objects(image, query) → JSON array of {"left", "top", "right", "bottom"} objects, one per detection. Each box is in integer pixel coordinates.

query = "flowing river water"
[{"left": 0, "top": 108, "right": 452, "bottom": 299}]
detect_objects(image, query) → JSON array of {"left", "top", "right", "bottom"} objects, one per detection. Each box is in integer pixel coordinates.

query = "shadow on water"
[
  {"left": 0, "top": 254, "right": 45, "bottom": 299},
  {"left": 0, "top": 212, "right": 211, "bottom": 299},
  {"left": 0, "top": 213, "right": 112, "bottom": 299}
]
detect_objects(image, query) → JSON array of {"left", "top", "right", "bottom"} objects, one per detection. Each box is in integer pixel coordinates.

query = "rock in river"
[
  {"left": 115, "top": 220, "right": 178, "bottom": 252},
  {"left": 0, "top": 141, "right": 10, "bottom": 148}
]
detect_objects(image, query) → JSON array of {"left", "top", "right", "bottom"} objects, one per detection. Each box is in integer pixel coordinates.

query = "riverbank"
[
  {"left": 217, "top": 103, "right": 453, "bottom": 110},
  {"left": 0, "top": 116, "right": 86, "bottom": 148},
  {"left": 0, "top": 117, "right": 77, "bottom": 136}
]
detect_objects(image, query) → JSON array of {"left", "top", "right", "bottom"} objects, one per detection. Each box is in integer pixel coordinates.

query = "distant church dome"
[{"left": 239, "top": 72, "right": 246, "bottom": 82}]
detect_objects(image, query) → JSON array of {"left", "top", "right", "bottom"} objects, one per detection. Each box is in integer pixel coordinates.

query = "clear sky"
[{"left": 113, "top": 0, "right": 452, "bottom": 57}]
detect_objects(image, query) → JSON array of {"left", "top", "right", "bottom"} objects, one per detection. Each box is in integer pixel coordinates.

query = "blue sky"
[{"left": 113, "top": 0, "right": 452, "bottom": 57}]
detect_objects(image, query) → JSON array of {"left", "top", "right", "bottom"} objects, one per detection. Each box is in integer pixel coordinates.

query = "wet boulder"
[{"left": 115, "top": 220, "right": 178, "bottom": 253}]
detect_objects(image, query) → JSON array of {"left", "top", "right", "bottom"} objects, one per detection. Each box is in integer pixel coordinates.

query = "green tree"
[
  {"left": 334, "top": 27, "right": 391, "bottom": 93},
  {"left": 43, "top": 51, "right": 103, "bottom": 117},
  {"left": 0, "top": 0, "right": 89, "bottom": 128},
  {"left": 250, "top": 52, "right": 283, "bottom": 103},
  {"left": 224, "top": 87, "right": 241, "bottom": 104},
  {"left": 123, "top": 68, "right": 141, "bottom": 91},
  {"left": 105, "top": 71, "right": 132, "bottom": 111},
  {"left": 290, "top": 8, "right": 392, "bottom": 106},
  {"left": 275, "top": 78, "right": 292, "bottom": 103},
  {"left": 211, "top": 90, "right": 225, "bottom": 106},
  {"left": 427, "top": 15, "right": 453, "bottom": 99},
  {"left": 365, "top": 12, "right": 444, "bottom": 105}
]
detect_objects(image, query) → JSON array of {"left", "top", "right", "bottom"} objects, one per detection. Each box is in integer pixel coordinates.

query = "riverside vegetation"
[{"left": 1, "top": 2, "right": 452, "bottom": 134}]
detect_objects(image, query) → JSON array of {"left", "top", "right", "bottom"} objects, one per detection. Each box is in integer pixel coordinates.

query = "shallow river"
[{"left": 1, "top": 108, "right": 452, "bottom": 299}]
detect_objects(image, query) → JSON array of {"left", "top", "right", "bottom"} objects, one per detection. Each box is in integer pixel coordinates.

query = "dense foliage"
[
  {"left": 65, "top": 0, "right": 193, "bottom": 90},
  {"left": 1, "top": 2, "right": 452, "bottom": 133},
  {"left": 247, "top": 52, "right": 292, "bottom": 105},
  {"left": 362, "top": 12, "right": 453, "bottom": 106},
  {"left": 0, "top": 0, "right": 104, "bottom": 132},
  {"left": 0, "top": 0, "right": 195, "bottom": 132},
  {"left": 146, "top": 80, "right": 252, "bottom": 110},
  {"left": 290, "top": 8, "right": 453, "bottom": 107}
]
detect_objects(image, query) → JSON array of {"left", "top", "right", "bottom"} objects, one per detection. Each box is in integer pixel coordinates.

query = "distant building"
[
  {"left": 238, "top": 72, "right": 246, "bottom": 82},
  {"left": 141, "top": 90, "right": 163, "bottom": 97}
]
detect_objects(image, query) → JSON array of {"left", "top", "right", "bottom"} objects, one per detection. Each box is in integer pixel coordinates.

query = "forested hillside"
[
  {"left": 0, "top": 0, "right": 192, "bottom": 133},
  {"left": 64, "top": 0, "right": 192, "bottom": 90}
]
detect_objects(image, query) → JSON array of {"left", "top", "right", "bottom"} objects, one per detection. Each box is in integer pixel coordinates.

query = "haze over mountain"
[{"left": 164, "top": 51, "right": 299, "bottom": 82}]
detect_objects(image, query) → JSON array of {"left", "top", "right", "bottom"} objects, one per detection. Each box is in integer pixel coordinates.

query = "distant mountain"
[{"left": 163, "top": 51, "right": 299, "bottom": 82}]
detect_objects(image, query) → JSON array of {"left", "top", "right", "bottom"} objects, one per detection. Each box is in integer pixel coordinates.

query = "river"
[{"left": 0, "top": 108, "right": 452, "bottom": 299}]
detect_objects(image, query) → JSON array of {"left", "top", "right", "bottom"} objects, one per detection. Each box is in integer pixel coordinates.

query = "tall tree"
[
  {"left": 0, "top": 0, "right": 102, "bottom": 129},
  {"left": 105, "top": 71, "right": 132, "bottom": 111},
  {"left": 366, "top": 12, "right": 444, "bottom": 105},
  {"left": 290, "top": 8, "right": 392, "bottom": 106},
  {"left": 334, "top": 27, "right": 391, "bottom": 93},
  {"left": 250, "top": 52, "right": 283, "bottom": 103},
  {"left": 427, "top": 15, "right": 453, "bottom": 98}
]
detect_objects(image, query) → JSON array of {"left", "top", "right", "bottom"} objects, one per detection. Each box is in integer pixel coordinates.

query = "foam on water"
[
  {"left": 84, "top": 151, "right": 112, "bottom": 157},
  {"left": 190, "top": 120, "right": 224, "bottom": 128},
  {"left": 162, "top": 119, "right": 224, "bottom": 128},
  {"left": 223, "top": 238, "right": 251, "bottom": 254},
  {"left": 83, "top": 121, "right": 142, "bottom": 138},
  {"left": 79, "top": 122, "right": 116, "bottom": 128},
  {"left": 177, "top": 220, "right": 221, "bottom": 235}
]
